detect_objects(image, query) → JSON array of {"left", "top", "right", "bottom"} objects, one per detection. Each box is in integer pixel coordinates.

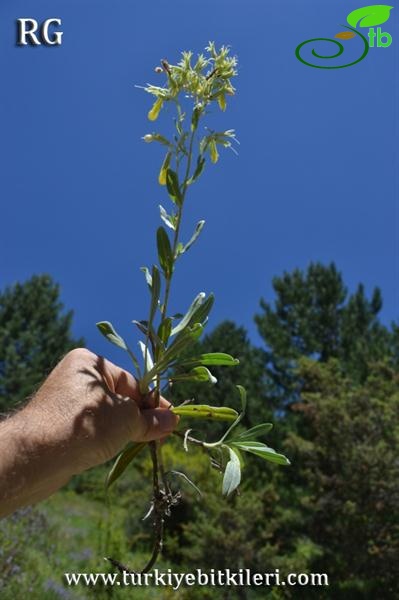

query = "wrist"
[{"left": 0, "top": 405, "right": 74, "bottom": 518}]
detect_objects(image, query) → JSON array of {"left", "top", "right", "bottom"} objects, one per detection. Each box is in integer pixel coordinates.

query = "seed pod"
[{"left": 171, "top": 404, "right": 239, "bottom": 422}]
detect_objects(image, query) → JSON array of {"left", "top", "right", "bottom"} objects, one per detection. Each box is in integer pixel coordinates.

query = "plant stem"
[
  {"left": 173, "top": 430, "right": 222, "bottom": 449},
  {"left": 144, "top": 118, "right": 199, "bottom": 571},
  {"left": 155, "top": 123, "right": 197, "bottom": 464},
  {"left": 160, "top": 124, "right": 197, "bottom": 327},
  {"left": 140, "top": 441, "right": 165, "bottom": 574}
]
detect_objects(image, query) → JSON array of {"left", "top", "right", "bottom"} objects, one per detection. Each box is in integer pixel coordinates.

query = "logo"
[
  {"left": 16, "top": 18, "right": 63, "bottom": 46},
  {"left": 296, "top": 5, "right": 393, "bottom": 68}
]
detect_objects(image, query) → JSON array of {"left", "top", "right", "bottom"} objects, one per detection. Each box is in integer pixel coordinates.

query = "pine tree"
[
  {"left": 282, "top": 359, "right": 399, "bottom": 597},
  {"left": 0, "top": 275, "right": 84, "bottom": 412},
  {"left": 254, "top": 262, "right": 392, "bottom": 401}
]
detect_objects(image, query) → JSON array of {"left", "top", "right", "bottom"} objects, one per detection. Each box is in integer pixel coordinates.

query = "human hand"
[{"left": 0, "top": 348, "right": 179, "bottom": 518}]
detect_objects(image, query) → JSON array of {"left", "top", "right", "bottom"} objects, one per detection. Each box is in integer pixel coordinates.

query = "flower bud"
[
  {"left": 148, "top": 97, "right": 163, "bottom": 122},
  {"left": 209, "top": 139, "right": 219, "bottom": 164},
  {"left": 159, "top": 151, "right": 172, "bottom": 185}
]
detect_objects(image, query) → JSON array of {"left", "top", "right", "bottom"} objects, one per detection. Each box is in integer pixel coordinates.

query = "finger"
[
  {"left": 132, "top": 407, "right": 179, "bottom": 442},
  {"left": 160, "top": 397, "right": 173, "bottom": 409},
  {"left": 141, "top": 390, "right": 173, "bottom": 410},
  {"left": 114, "top": 368, "right": 142, "bottom": 400},
  {"left": 93, "top": 354, "right": 173, "bottom": 413},
  {"left": 97, "top": 355, "right": 143, "bottom": 401}
]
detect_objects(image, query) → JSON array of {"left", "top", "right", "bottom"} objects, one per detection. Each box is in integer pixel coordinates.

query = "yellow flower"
[{"left": 148, "top": 97, "right": 163, "bottom": 121}]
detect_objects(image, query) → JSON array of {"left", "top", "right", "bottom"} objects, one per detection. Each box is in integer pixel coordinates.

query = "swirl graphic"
[{"left": 295, "top": 25, "right": 369, "bottom": 69}]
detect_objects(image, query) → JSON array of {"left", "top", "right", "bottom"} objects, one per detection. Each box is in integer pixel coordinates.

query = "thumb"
[{"left": 132, "top": 407, "right": 179, "bottom": 442}]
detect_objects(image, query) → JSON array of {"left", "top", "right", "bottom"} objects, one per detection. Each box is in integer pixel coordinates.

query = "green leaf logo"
[{"left": 347, "top": 5, "right": 393, "bottom": 28}]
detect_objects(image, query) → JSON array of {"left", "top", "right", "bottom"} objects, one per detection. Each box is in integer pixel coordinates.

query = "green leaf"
[
  {"left": 230, "top": 441, "right": 290, "bottom": 466},
  {"left": 96, "top": 321, "right": 128, "bottom": 350},
  {"left": 171, "top": 366, "right": 218, "bottom": 384},
  {"left": 163, "top": 322, "right": 204, "bottom": 364},
  {"left": 180, "top": 352, "right": 240, "bottom": 367},
  {"left": 166, "top": 169, "right": 183, "bottom": 205},
  {"left": 180, "top": 221, "right": 205, "bottom": 254},
  {"left": 159, "top": 205, "right": 176, "bottom": 230},
  {"left": 157, "top": 227, "right": 174, "bottom": 278},
  {"left": 138, "top": 340, "right": 154, "bottom": 374},
  {"left": 232, "top": 446, "right": 246, "bottom": 469},
  {"left": 191, "top": 293, "right": 214, "bottom": 326},
  {"left": 192, "top": 366, "right": 217, "bottom": 384},
  {"left": 171, "top": 404, "right": 239, "bottom": 422},
  {"left": 172, "top": 293, "right": 215, "bottom": 339},
  {"left": 106, "top": 442, "right": 147, "bottom": 489},
  {"left": 142, "top": 323, "right": 204, "bottom": 386},
  {"left": 237, "top": 384, "right": 247, "bottom": 416},
  {"left": 140, "top": 266, "right": 152, "bottom": 290},
  {"left": 232, "top": 423, "right": 273, "bottom": 442},
  {"left": 132, "top": 319, "right": 149, "bottom": 337},
  {"left": 176, "top": 133, "right": 189, "bottom": 156},
  {"left": 99, "top": 319, "right": 142, "bottom": 377},
  {"left": 188, "top": 156, "right": 206, "bottom": 185},
  {"left": 158, "top": 317, "right": 172, "bottom": 345},
  {"left": 170, "top": 292, "right": 206, "bottom": 336},
  {"left": 347, "top": 5, "right": 393, "bottom": 27},
  {"left": 222, "top": 447, "right": 241, "bottom": 496}
]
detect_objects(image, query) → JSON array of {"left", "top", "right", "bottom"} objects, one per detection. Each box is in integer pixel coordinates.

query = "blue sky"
[{"left": 1, "top": 0, "right": 397, "bottom": 370}]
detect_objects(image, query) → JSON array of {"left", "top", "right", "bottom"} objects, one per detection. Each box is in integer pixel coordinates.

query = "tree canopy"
[
  {"left": 1, "top": 265, "right": 398, "bottom": 598},
  {"left": 255, "top": 262, "right": 393, "bottom": 402},
  {"left": 0, "top": 275, "right": 84, "bottom": 412}
]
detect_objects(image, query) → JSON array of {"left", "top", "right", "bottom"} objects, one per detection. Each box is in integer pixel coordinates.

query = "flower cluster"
[{"left": 142, "top": 42, "right": 238, "bottom": 121}]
